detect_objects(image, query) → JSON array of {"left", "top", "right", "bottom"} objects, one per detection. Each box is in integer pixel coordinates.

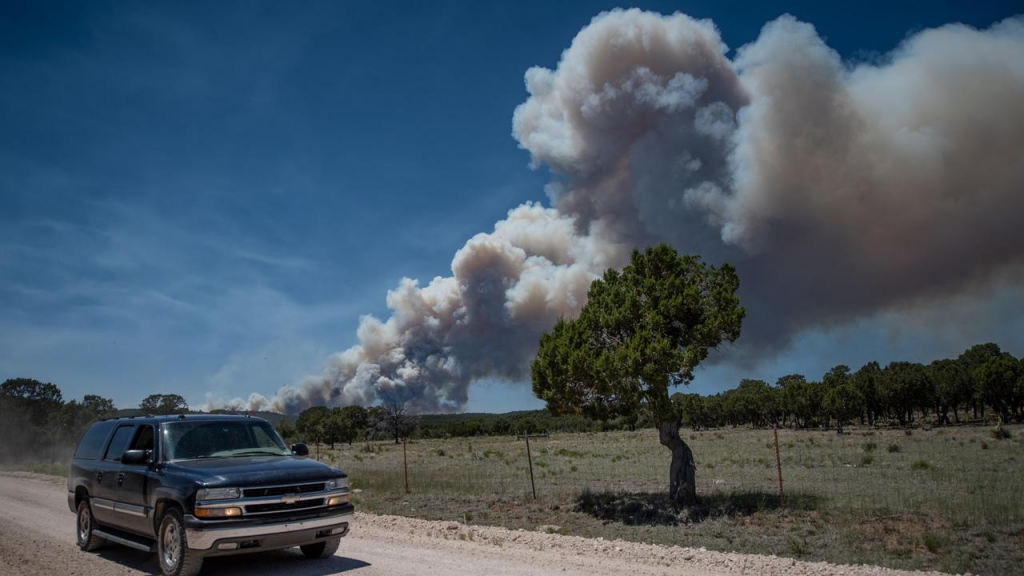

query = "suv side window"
[
  {"left": 74, "top": 420, "right": 117, "bottom": 460},
  {"left": 103, "top": 425, "right": 136, "bottom": 462}
]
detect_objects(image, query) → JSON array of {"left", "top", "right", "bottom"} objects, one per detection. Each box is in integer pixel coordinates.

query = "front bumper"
[{"left": 184, "top": 504, "right": 354, "bottom": 555}]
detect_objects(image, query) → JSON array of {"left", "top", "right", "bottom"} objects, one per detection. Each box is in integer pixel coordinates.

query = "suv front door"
[{"left": 114, "top": 424, "right": 156, "bottom": 536}]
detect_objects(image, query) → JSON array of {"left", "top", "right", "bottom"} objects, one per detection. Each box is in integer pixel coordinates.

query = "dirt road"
[{"left": 0, "top": 472, "right": 947, "bottom": 576}]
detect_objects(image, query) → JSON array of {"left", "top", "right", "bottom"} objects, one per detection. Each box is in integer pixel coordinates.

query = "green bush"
[
  {"left": 912, "top": 460, "right": 930, "bottom": 470},
  {"left": 922, "top": 531, "right": 941, "bottom": 553},
  {"left": 992, "top": 427, "right": 1012, "bottom": 440},
  {"left": 887, "top": 443, "right": 901, "bottom": 453},
  {"left": 863, "top": 442, "right": 877, "bottom": 452},
  {"left": 860, "top": 454, "right": 874, "bottom": 466}
]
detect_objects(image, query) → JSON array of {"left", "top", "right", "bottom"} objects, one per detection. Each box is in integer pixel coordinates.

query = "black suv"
[{"left": 67, "top": 414, "right": 354, "bottom": 576}]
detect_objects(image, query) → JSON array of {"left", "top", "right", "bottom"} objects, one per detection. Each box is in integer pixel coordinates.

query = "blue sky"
[{"left": 2, "top": 1, "right": 1021, "bottom": 413}]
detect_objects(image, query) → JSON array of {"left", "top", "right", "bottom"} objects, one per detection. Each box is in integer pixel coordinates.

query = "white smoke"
[{"left": 217, "top": 9, "right": 1024, "bottom": 414}]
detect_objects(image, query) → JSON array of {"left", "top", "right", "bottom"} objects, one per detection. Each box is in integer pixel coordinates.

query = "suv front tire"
[{"left": 157, "top": 508, "right": 203, "bottom": 576}]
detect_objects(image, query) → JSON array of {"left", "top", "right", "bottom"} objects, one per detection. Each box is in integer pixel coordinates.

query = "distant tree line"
[
  {"left": 287, "top": 403, "right": 647, "bottom": 443},
  {"left": 672, "top": 343, "right": 1023, "bottom": 431},
  {"left": 287, "top": 342, "right": 1022, "bottom": 441},
  {"left": 10, "top": 340, "right": 1014, "bottom": 461}
]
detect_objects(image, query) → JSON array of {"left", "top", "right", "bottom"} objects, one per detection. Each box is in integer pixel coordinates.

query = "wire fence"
[{"left": 325, "top": 423, "right": 1024, "bottom": 525}]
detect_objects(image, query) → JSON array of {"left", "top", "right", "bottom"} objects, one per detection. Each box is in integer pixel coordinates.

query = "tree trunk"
[{"left": 657, "top": 420, "right": 697, "bottom": 506}]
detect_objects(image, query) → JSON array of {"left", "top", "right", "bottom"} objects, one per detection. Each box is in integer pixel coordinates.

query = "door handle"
[
  {"left": 116, "top": 473, "right": 125, "bottom": 487},
  {"left": 96, "top": 471, "right": 103, "bottom": 483}
]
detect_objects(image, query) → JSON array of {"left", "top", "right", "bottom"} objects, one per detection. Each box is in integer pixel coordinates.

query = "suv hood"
[{"left": 164, "top": 456, "right": 345, "bottom": 488}]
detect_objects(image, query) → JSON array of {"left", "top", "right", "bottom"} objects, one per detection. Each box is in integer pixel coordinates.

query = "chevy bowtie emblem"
[{"left": 281, "top": 493, "right": 299, "bottom": 504}]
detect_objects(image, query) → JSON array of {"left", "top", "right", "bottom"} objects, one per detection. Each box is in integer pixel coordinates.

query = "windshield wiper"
[{"left": 232, "top": 449, "right": 286, "bottom": 456}]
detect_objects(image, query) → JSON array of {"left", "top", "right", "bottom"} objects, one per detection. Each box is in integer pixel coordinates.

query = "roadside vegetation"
[{"left": 323, "top": 424, "right": 1023, "bottom": 576}]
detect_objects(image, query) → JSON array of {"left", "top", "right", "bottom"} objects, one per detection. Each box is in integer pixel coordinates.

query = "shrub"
[
  {"left": 435, "top": 448, "right": 446, "bottom": 457},
  {"left": 887, "top": 444, "right": 901, "bottom": 453},
  {"left": 912, "top": 460, "right": 930, "bottom": 470},
  {"left": 922, "top": 531, "right": 941, "bottom": 553},
  {"left": 992, "top": 427, "right": 1012, "bottom": 440},
  {"left": 862, "top": 442, "right": 877, "bottom": 452},
  {"left": 860, "top": 454, "right": 874, "bottom": 466}
]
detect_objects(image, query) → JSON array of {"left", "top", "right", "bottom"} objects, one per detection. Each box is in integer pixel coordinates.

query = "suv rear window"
[{"left": 74, "top": 420, "right": 117, "bottom": 460}]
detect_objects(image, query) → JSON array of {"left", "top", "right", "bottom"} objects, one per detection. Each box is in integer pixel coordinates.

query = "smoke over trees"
[{"left": 220, "top": 9, "right": 1024, "bottom": 415}]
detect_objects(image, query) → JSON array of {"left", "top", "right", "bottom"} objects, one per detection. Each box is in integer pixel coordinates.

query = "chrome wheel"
[
  {"left": 77, "top": 504, "right": 91, "bottom": 544},
  {"left": 160, "top": 518, "right": 181, "bottom": 572},
  {"left": 156, "top": 510, "right": 202, "bottom": 576},
  {"left": 76, "top": 499, "right": 104, "bottom": 551}
]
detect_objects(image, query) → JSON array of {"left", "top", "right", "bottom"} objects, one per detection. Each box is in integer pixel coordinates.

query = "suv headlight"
[
  {"left": 326, "top": 478, "right": 350, "bottom": 506},
  {"left": 197, "top": 487, "right": 240, "bottom": 500}
]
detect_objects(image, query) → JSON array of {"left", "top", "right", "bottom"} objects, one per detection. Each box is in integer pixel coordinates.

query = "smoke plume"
[{"left": 224, "top": 9, "right": 1024, "bottom": 414}]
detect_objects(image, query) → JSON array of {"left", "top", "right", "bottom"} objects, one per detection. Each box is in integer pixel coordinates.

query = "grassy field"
[{"left": 317, "top": 423, "right": 1024, "bottom": 575}]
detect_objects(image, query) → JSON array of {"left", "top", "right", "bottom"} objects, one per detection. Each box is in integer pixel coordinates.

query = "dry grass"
[{"left": 325, "top": 423, "right": 1024, "bottom": 575}]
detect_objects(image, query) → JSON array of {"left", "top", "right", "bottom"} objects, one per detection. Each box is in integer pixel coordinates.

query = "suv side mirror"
[
  {"left": 291, "top": 443, "right": 309, "bottom": 456},
  {"left": 121, "top": 449, "right": 151, "bottom": 465}
]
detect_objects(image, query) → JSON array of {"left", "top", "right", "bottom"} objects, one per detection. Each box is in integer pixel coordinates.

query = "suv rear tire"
[
  {"left": 157, "top": 508, "right": 203, "bottom": 576},
  {"left": 300, "top": 538, "right": 340, "bottom": 559},
  {"left": 76, "top": 499, "right": 105, "bottom": 551}
]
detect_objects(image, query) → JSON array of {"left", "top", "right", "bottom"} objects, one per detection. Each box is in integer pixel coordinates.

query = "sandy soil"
[{"left": 0, "top": 471, "right": 955, "bottom": 576}]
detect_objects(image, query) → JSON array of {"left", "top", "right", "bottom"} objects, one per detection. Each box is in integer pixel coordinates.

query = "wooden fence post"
[
  {"left": 402, "top": 436, "right": 410, "bottom": 494},
  {"left": 773, "top": 425, "right": 785, "bottom": 509},
  {"left": 519, "top": 432, "right": 537, "bottom": 500}
]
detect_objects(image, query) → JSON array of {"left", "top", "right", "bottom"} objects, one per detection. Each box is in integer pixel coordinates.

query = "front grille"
[
  {"left": 243, "top": 483, "right": 324, "bottom": 498},
  {"left": 245, "top": 498, "right": 325, "bottom": 514}
]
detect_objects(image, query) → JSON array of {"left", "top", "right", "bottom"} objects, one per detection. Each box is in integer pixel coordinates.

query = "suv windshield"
[{"left": 162, "top": 420, "right": 290, "bottom": 461}]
